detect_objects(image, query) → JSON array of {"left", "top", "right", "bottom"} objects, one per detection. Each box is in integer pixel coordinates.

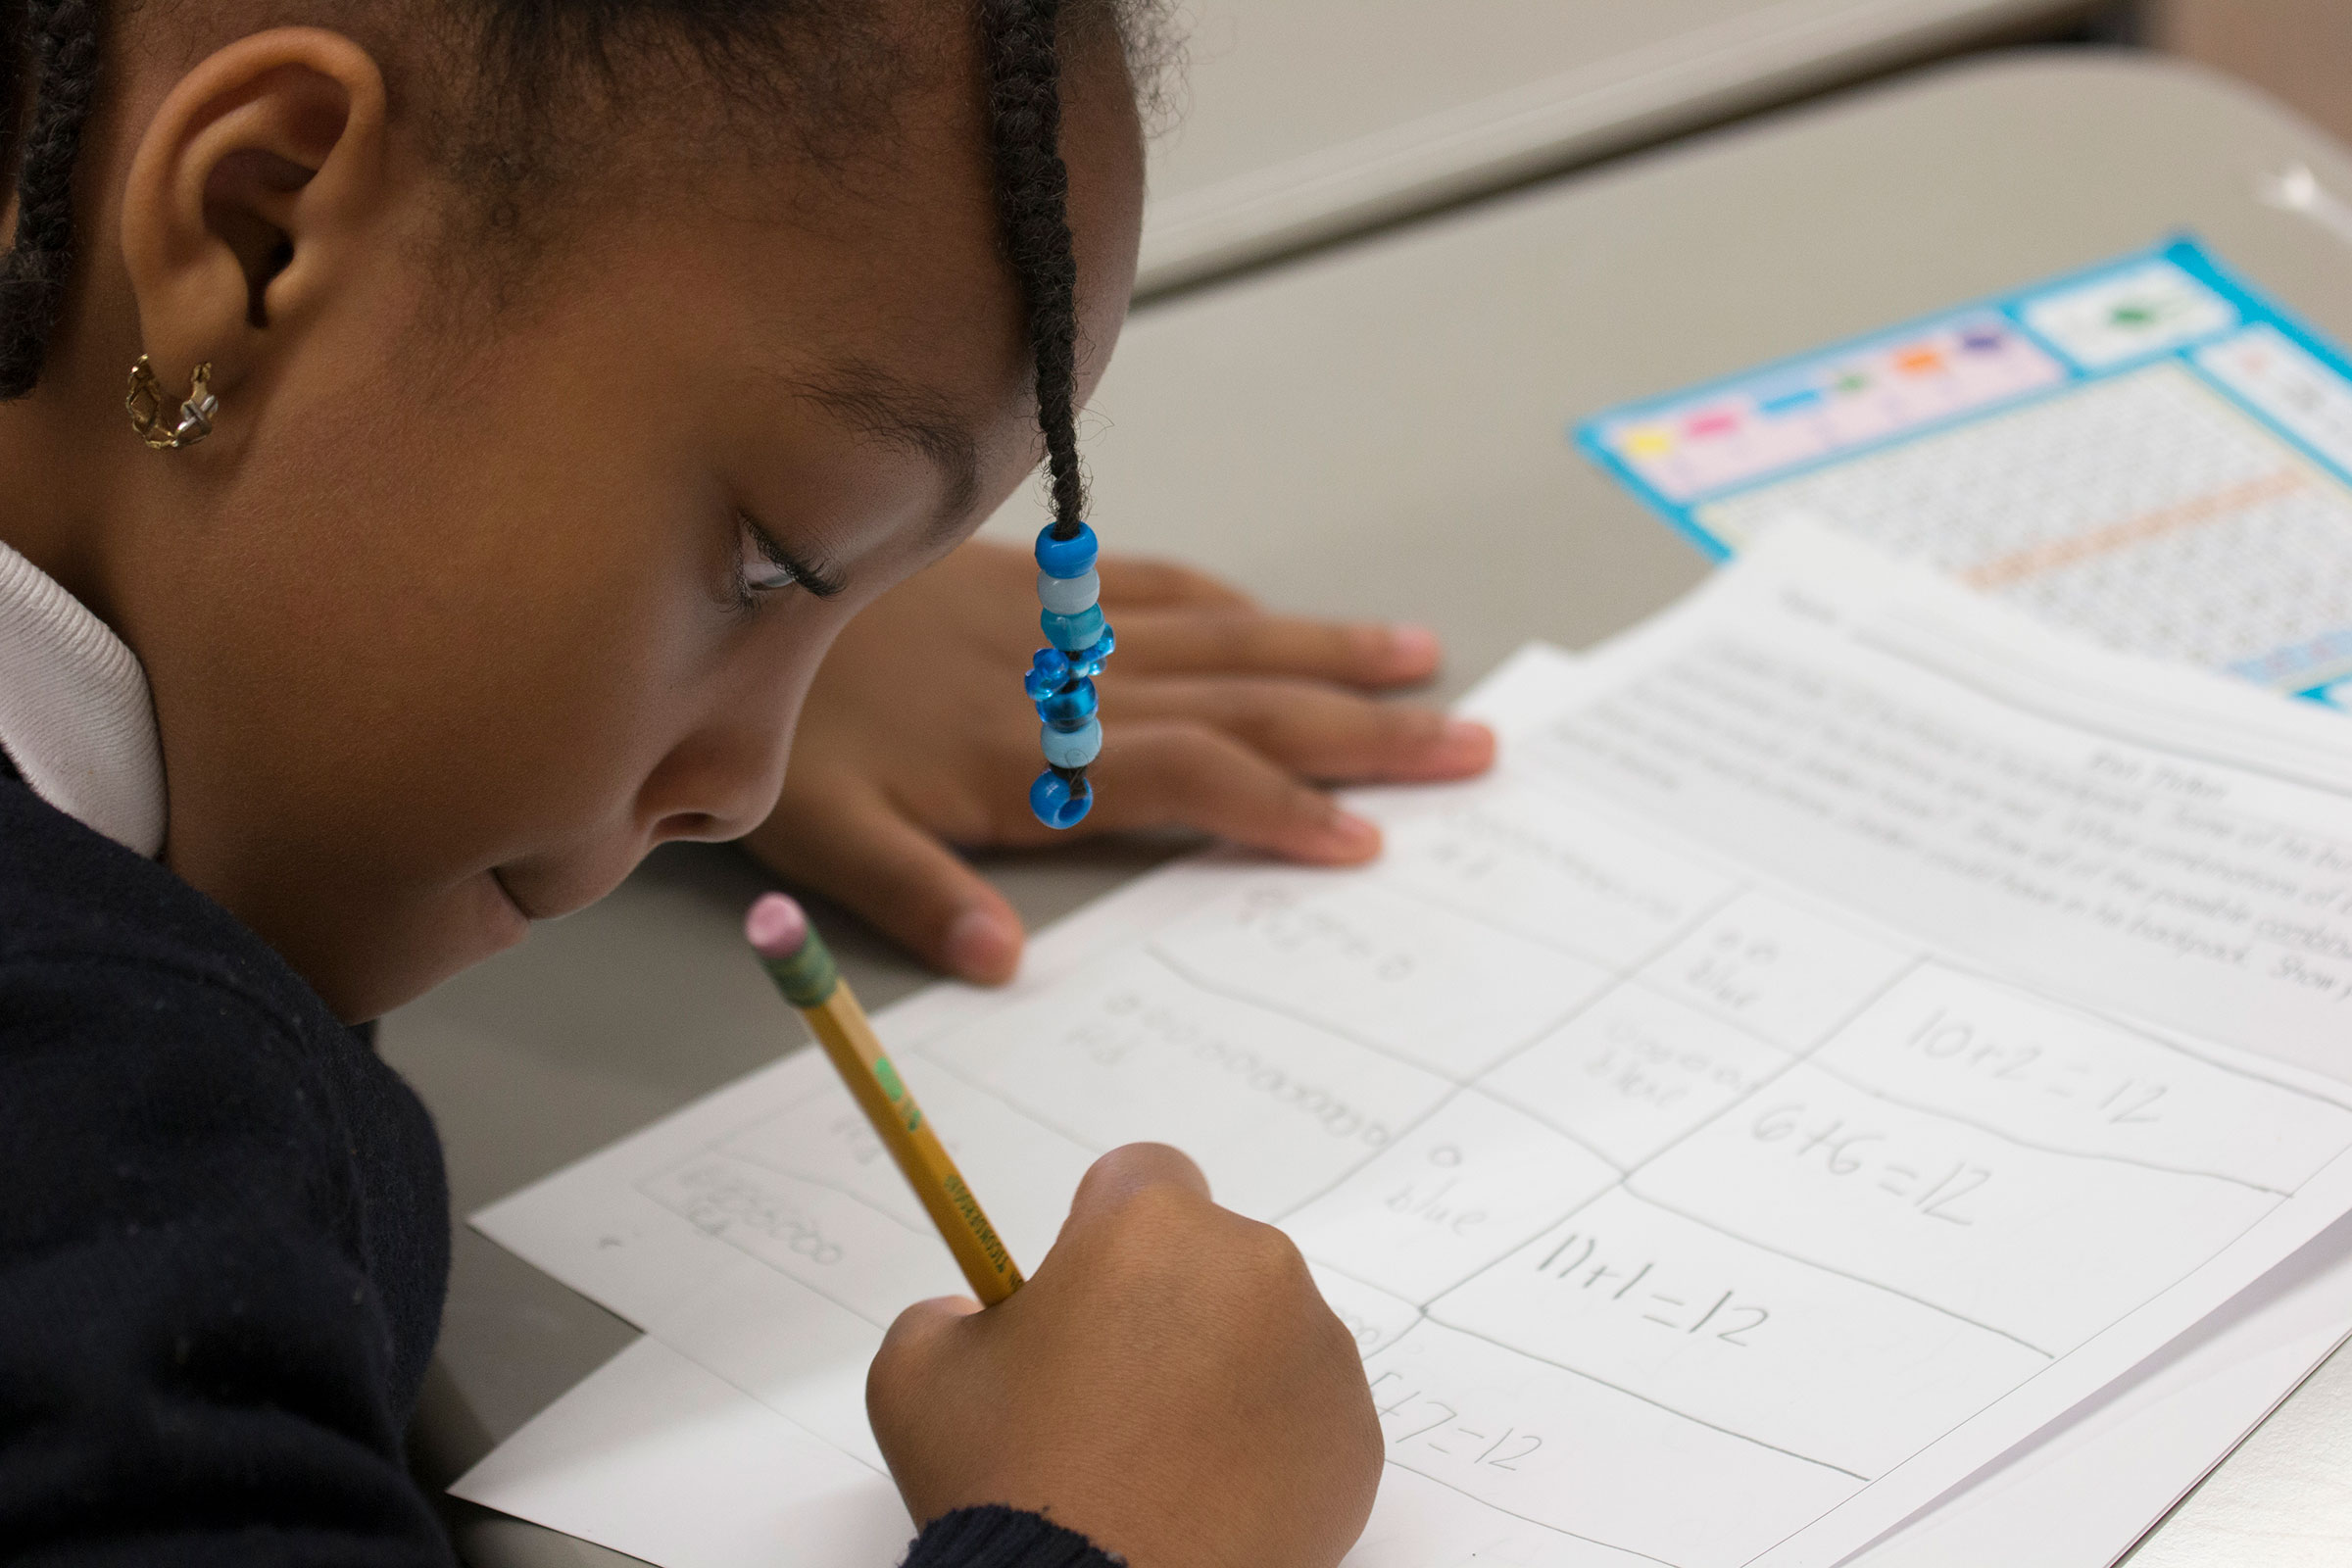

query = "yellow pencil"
[{"left": 744, "top": 892, "right": 1025, "bottom": 1305}]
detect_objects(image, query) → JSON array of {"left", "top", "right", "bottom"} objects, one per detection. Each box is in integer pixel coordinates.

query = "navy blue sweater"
[{"left": 0, "top": 773, "right": 1113, "bottom": 1567}]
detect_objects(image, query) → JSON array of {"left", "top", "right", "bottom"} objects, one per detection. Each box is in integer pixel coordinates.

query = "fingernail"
[
  {"left": 1435, "top": 718, "right": 1496, "bottom": 764},
  {"left": 1326, "top": 810, "right": 1382, "bottom": 859},
  {"left": 1386, "top": 623, "right": 1441, "bottom": 672},
  {"left": 944, "top": 907, "right": 1018, "bottom": 981}
]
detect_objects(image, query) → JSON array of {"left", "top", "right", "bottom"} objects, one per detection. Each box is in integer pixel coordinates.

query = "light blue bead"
[
  {"left": 1042, "top": 605, "right": 1106, "bottom": 652},
  {"left": 1037, "top": 568, "right": 1100, "bottom": 615},
  {"left": 1034, "top": 523, "right": 1099, "bottom": 579},
  {"left": 1040, "top": 716, "right": 1102, "bottom": 767}
]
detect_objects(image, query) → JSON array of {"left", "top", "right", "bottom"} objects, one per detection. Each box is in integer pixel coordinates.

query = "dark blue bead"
[
  {"left": 1065, "top": 627, "right": 1116, "bottom": 678},
  {"left": 1030, "top": 767, "right": 1093, "bottom": 829},
  {"left": 1034, "top": 522, "right": 1099, "bottom": 579},
  {"left": 1023, "top": 647, "right": 1070, "bottom": 702},
  {"left": 1037, "top": 677, "right": 1098, "bottom": 730}
]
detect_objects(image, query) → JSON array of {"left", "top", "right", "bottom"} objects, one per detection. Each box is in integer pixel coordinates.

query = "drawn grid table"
[{"left": 813, "top": 786, "right": 2351, "bottom": 1566}]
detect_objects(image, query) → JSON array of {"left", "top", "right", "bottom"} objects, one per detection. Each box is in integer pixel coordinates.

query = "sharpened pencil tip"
[{"left": 745, "top": 893, "right": 809, "bottom": 960}]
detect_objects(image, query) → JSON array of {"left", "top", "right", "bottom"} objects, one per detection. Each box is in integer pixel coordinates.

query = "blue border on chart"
[
  {"left": 1569, "top": 234, "right": 2352, "bottom": 561},
  {"left": 2170, "top": 239, "right": 2352, "bottom": 490}
]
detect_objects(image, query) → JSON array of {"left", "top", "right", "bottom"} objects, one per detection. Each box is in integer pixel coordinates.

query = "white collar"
[{"left": 0, "top": 539, "right": 166, "bottom": 856}]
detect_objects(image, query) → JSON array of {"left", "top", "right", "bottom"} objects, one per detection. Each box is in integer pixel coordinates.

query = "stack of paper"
[{"left": 455, "top": 527, "right": 2352, "bottom": 1567}]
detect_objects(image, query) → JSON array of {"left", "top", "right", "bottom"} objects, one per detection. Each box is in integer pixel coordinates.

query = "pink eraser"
[{"left": 745, "top": 893, "right": 810, "bottom": 960}]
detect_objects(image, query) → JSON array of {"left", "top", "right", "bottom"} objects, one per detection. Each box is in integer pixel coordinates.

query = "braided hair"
[
  {"left": 0, "top": 0, "right": 1133, "bottom": 542},
  {"left": 1, "top": 0, "right": 104, "bottom": 400},
  {"left": 979, "top": 0, "right": 1085, "bottom": 541}
]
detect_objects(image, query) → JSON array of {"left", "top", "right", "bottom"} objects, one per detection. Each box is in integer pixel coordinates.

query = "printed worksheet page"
[{"left": 459, "top": 526, "right": 2352, "bottom": 1568}]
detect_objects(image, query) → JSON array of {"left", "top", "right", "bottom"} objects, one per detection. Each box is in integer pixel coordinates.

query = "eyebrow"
[{"left": 794, "top": 359, "right": 983, "bottom": 535}]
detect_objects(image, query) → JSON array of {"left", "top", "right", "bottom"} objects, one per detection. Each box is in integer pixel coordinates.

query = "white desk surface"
[
  {"left": 391, "top": 50, "right": 2352, "bottom": 1568},
  {"left": 1135, "top": 0, "right": 2099, "bottom": 295}
]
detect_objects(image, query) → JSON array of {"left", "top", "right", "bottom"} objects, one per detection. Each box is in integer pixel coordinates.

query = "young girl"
[{"left": 0, "top": 1, "right": 1497, "bottom": 1563}]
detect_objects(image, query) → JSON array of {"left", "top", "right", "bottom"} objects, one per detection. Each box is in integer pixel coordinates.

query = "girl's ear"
[{"left": 117, "top": 28, "right": 390, "bottom": 396}]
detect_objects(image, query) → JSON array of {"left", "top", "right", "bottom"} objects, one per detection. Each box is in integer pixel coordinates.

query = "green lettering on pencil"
[{"left": 944, "top": 1176, "right": 1010, "bottom": 1268}]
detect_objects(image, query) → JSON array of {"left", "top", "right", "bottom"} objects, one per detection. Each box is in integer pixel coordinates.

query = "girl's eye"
[
  {"left": 729, "top": 510, "right": 844, "bottom": 607},
  {"left": 736, "top": 515, "right": 803, "bottom": 599}
]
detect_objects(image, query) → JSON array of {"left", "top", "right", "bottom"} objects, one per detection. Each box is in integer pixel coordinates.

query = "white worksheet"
[{"left": 459, "top": 527, "right": 2352, "bottom": 1568}]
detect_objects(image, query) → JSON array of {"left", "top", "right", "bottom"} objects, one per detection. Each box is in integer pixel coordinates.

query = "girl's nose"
[{"left": 634, "top": 709, "right": 794, "bottom": 849}]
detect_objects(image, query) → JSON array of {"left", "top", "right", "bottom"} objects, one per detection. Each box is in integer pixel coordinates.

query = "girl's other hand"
[
  {"left": 742, "top": 540, "right": 1496, "bottom": 981},
  {"left": 867, "top": 1144, "right": 1384, "bottom": 1566}
]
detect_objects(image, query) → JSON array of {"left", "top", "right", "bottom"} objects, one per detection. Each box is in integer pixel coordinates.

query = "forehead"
[
  {"left": 386, "top": 6, "right": 1145, "bottom": 534},
  {"left": 556, "top": 18, "right": 1144, "bottom": 432}
]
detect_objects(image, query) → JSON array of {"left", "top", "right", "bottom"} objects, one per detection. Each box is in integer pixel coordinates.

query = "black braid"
[
  {"left": 0, "top": 3, "right": 24, "bottom": 202},
  {"left": 0, "top": 0, "right": 102, "bottom": 401},
  {"left": 978, "top": 0, "right": 1088, "bottom": 542}
]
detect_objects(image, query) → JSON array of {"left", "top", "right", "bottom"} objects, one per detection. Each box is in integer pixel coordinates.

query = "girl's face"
[{"left": 56, "top": 24, "right": 1145, "bottom": 1019}]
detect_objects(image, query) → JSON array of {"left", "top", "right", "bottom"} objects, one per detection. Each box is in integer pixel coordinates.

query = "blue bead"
[
  {"left": 1034, "top": 523, "right": 1099, "bottom": 579},
  {"left": 1027, "top": 524, "right": 1107, "bottom": 829},
  {"left": 1042, "top": 605, "right": 1106, "bottom": 652},
  {"left": 1023, "top": 647, "right": 1070, "bottom": 702},
  {"left": 1065, "top": 627, "right": 1116, "bottom": 677},
  {"left": 1037, "top": 568, "right": 1101, "bottom": 615},
  {"left": 1037, "top": 677, "right": 1098, "bottom": 730},
  {"left": 1030, "top": 767, "right": 1093, "bottom": 829},
  {"left": 1041, "top": 716, "right": 1102, "bottom": 767}
]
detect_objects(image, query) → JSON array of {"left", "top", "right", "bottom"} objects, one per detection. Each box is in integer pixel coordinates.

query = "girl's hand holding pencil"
[
  {"left": 750, "top": 893, "right": 1383, "bottom": 1567},
  {"left": 868, "top": 1145, "right": 1383, "bottom": 1568}
]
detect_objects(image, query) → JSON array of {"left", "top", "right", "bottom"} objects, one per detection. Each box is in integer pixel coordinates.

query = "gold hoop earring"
[{"left": 124, "top": 356, "right": 218, "bottom": 452}]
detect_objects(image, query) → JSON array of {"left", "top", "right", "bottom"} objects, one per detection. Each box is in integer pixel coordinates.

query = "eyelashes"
[
  {"left": 738, "top": 524, "right": 803, "bottom": 595},
  {"left": 732, "top": 511, "right": 844, "bottom": 608}
]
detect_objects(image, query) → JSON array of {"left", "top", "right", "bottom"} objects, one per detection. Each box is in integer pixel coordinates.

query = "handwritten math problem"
[
  {"left": 1899, "top": 1006, "right": 2169, "bottom": 1124},
  {"left": 1528, "top": 1228, "right": 1773, "bottom": 1345},
  {"left": 1372, "top": 1370, "right": 1547, "bottom": 1470},
  {"left": 1746, "top": 1100, "right": 1993, "bottom": 1225}
]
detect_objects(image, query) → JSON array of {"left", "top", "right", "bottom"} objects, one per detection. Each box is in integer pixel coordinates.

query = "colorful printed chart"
[{"left": 1579, "top": 237, "right": 2352, "bottom": 705}]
